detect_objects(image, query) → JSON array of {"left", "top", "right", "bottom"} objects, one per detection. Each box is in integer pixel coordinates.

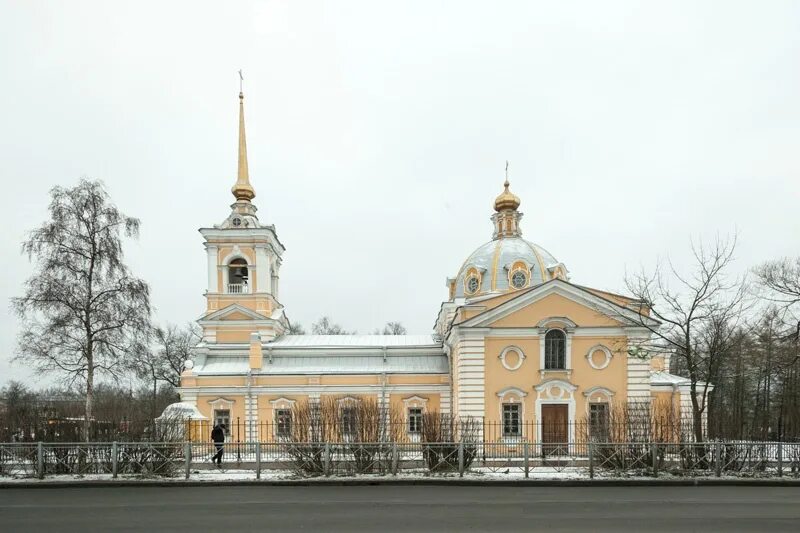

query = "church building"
[{"left": 176, "top": 90, "right": 697, "bottom": 443}]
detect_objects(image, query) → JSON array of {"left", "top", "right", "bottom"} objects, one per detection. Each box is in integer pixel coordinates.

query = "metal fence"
[
  {"left": 180, "top": 418, "right": 708, "bottom": 445},
  {"left": 2, "top": 440, "right": 798, "bottom": 480}
]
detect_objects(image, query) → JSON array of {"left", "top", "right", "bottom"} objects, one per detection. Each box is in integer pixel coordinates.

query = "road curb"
[{"left": 3, "top": 478, "right": 800, "bottom": 489}]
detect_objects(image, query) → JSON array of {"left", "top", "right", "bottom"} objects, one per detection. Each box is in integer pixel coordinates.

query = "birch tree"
[{"left": 12, "top": 179, "right": 152, "bottom": 441}]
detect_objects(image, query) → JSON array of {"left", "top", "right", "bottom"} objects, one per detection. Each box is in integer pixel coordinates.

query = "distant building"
[{"left": 175, "top": 90, "right": 701, "bottom": 442}]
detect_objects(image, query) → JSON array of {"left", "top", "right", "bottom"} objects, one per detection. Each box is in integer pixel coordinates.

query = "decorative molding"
[
  {"left": 336, "top": 396, "right": 361, "bottom": 405},
  {"left": 583, "top": 386, "right": 615, "bottom": 399},
  {"left": 496, "top": 386, "right": 527, "bottom": 399},
  {"left": 402, "top": 395, "right": 429, "bottom": 408},
  {"left": 534, "top": 379, "right": 577, "bottom": 443},
  {"left": 586, "top": 344, "right": 613, "bottom": 370},
  {"left": 536, "top": 316, "right": 578, "bottom": 329},
  {"left": 269, "top": 397, "right": 296, "bottom": 408},
  {"left": 534, "top": 379, "right": 577, "bottom": 394},
  {"left": 539, "top": 327, "right": 572, "bottom": 371},
  {"left": 459, "top": 279, "right": 660, "bottom": 329},
  {"left": 499, "top": 345, "right": 525, "bottom": 371},
  {"left": 208, "top": 397, "right": 234, "bottom": 410}
]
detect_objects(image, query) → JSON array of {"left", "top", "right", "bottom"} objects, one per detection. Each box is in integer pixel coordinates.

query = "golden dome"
[{"left": 493, "top": 179, "right": 520, "bottom": 212}]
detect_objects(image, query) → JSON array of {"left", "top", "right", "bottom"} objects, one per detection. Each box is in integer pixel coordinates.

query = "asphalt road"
[{"left": 1, "top": 485, "right": 798, "bottom": 532}]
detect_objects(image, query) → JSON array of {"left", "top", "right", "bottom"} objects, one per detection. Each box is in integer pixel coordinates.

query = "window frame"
[
  {"left": 213, "top": 409, "right": 231, "bottom": 437},
  {"left": 510, "top": 269, "right": 528, "bottom": 289},
  {"left": 465, "top": 275, "right": 480, "bottom": 294},
  {"left": 589, "top": 402, "right": 610, "bottom": 441},
  {"left": 544, "top": 329, "right": 567, "bottom": 370},
  {"left": 502, "top": 403, "right": 522, "bottom": 438},
  {"left": 274, "top": 408, "right": 292, "bottom": 439},
  {"left": 340, "top": 405, "right": 357, "bottom": 439},
  {"left": 407, "top": 407, "right": 423, "bottom": 435}
]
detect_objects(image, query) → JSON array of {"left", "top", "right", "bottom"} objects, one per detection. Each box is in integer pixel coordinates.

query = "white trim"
[
  {"left": 402, "top": 395, "right": 429, "bottom": 408},
  {"left": 586, "top": 344, "right": 613, "bottom": 370},
  {"left": 540, "top": 328, "right": 571, "bottom": 370},
  {"left": 208, "top": 397, "right": 234, "bottom": 410},
  {"left": 534, "top": 379, "right": 577, "bottom": 393},
  {"left": 481, "top": 327, "right": 655, "bottom": 338},
  {"left": 205, "top": 243, "right": 219, "bottom": 293},
  {"left": 534, "top": 380, "right": 577, "bottom": 443},
  {"left": 201, "top": 303, "right": 269, "bottom": 322},
  {"left": 255, "top": 245, "right": 271, "bottom": 295},
  {"left": 460, "top": 279, "right": 660, "bottom": 329},
  {"left": 499, "top": 345, "right": 525, "bottom": 371},
  {"left": 498, "top": 392, "right": 525, "bottom": 439},
  {"left": 536, "top": 316, "right": 578, "bottom": 329},
  {"left": 496, "top": 386, "right": 528, "bottom": 399},
  {"left": 269, "top": 397, "right": 297, "bottom": 408},
  {"left": 336, "top": 396, "right": 361, "bottom": 405}
]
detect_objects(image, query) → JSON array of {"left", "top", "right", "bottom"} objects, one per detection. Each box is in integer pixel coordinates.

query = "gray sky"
[{"left": 1, "top": 1, "right": 799, "bottom": 387}]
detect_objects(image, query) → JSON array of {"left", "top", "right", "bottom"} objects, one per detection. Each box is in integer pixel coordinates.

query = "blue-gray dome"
[{"left": 452, "top": 237, "right": 565, "bottom": 299}]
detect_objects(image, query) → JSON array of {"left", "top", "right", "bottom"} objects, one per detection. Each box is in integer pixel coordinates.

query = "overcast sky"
[{"left": 1, "top": 1, "right": 799, "bottom": 387}]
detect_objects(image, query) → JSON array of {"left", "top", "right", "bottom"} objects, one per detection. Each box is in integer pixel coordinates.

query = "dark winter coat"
[{"left": 211, "top": 425, "right": 225, "bottom": 443}]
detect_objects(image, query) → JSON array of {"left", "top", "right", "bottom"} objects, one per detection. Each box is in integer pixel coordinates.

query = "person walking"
[{"left": 211, "top": 423, "right": 226, "bottom": 467}]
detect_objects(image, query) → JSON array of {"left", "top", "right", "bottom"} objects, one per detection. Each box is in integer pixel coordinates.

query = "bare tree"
[
  {"left": 133, "top": 323, "right": 200, "bottom": 418},
  {"left": 287, "top": 322, "right": 306, "bottom": 335},
  {"left": 374, "top": 322, "right": 407, "bottom": 335},
  {"left": 11, "top": 179, "right": 152, "bottom": 441},
  {"left": 618, "top": 236, "right": 748, "bottom": 442},
  {"left": 311, "top": 316, "right": 354, "bottom": 335},
  {"left": 755, "top": 257, "right": 800, "bottom": 343}
]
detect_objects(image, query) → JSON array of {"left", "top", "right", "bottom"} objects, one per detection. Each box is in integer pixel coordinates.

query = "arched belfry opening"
[{"left": 228, "top": 258, "right": 249, "bottom": 293}]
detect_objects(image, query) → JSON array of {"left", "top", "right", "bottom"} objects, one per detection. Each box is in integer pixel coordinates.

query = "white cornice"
[{"left": 459, "top": 279, "right": 660, "bottom": 329}]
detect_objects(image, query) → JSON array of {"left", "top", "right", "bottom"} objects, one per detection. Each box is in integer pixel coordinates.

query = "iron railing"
[{"left": 1, "top": 440, "right": 798, "bottom": 480}]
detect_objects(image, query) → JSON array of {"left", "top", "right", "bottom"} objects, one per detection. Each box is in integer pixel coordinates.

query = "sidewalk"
[{"left": 3, "top": 470, "right": 799, "bottom": 488}]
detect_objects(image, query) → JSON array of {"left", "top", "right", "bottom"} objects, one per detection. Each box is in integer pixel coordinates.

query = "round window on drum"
[
  {"left": 511, "top": 270, "right": 528, "bottom": 289},
  {"left": 466, "top": 275, "right": 480, "bottom": 294}
]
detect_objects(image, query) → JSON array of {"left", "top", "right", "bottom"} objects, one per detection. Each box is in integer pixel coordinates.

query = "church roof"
[
  {"left": 194, "top": 353, "right": 447, "bottom": 375},
  {"left": 266, "top": 334, "right": 440, "bottom": 348}
]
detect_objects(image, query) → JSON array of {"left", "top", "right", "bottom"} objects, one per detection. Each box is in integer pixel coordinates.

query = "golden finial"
[
  {"left": 231, "top": 69, "right": 256, "bottom": 203},
  {"left": 494, "top": 160, "right": 520, "bottom": 211}
]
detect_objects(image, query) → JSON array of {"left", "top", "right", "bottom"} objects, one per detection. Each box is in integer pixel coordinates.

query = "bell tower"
[{"left": 197, "top": 86, "right": 287, "bottom": 345}]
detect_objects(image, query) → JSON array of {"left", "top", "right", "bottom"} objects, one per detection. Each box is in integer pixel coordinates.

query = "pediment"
[
  {"left": 459, "top": 279, "right": 659, "bottom": 329},
  {"left": 202, "top": 303, "right": 268, "bottom": 322}
]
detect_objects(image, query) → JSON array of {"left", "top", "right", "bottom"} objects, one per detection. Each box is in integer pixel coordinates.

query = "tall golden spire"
[{"left": 231, "top": 71, "right": 256, "bottom": 203}]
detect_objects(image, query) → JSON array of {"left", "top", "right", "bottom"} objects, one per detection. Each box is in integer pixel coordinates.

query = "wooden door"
[{"left": 541, "top": 404, "right": 568, "bottom": 455}]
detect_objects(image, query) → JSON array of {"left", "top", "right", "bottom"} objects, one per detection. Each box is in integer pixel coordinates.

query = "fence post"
[
  {"left": 651, "top": 443, "right": 658, "bottom": 477},
  {"left": 37, "top": 442, "right": 44, "bottom": 480},
  {"left": 523, "top": 442, "right": 530, "bottom": 479},
  {"left": 324, "top": 443, "right": 331, "bottom": 477},
  {"left": 777, "top": 441, "right": 783, "bottom": 478},
  {"left": 588, "top": 441, "right": 594, "bottom": 480},
  {"left": 458, "top": 441, "right": 465, "bottom": 478},
  {"left": 714, "top": 442, "right": 722, "bottom": 478},
  {"left": 255, "top": 441, "right": 261, "bottom": 480},
  {"left": 112, "top": 441, "right": 118, "bottom": 479},
  {"left": 392, "top": 442, "right": 398, "bottom": 476},
  {"left": 184, "top": 442, "right": 191, "bottom": 480}
]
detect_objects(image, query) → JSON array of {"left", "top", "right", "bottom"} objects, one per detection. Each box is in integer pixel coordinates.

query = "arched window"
[
  {"left": 228, "top": 258, "right": 249, "bottom": 293},
  {"left": 544, "top": 330, "right": 566, "bottom": 369}
]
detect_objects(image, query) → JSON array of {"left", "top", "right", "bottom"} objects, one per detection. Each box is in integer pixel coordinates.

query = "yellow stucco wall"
[
  {"left": 489, "top": 292, "right": 622, "bottom": 328},
  {"left": 482, "top": 334, "right": 628, "bottom": 424}
]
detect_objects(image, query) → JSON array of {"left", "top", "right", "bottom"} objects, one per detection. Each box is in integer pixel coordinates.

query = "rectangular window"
[
  {"left": 275, "top": 409, "right": 292, "bottom": 438},
  {"left": 214, "top": 409, "right": 231, "bottom": 437},
  {"left": 502, "top": 404, "right": 521, "bottom": 437},
  {"left": 589, "top": 403, "right": 609, "bottom": 440},
  {"left": 341, "top": 406, "right": 357, "bottom": 438},
  {"left": 408, "top": 408, "right": 423, "bottom": 434}
]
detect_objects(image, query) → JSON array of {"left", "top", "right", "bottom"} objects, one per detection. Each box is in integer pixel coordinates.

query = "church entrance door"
[{"left": 541, "top": 404, "right": 568, "bottom": 455}]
